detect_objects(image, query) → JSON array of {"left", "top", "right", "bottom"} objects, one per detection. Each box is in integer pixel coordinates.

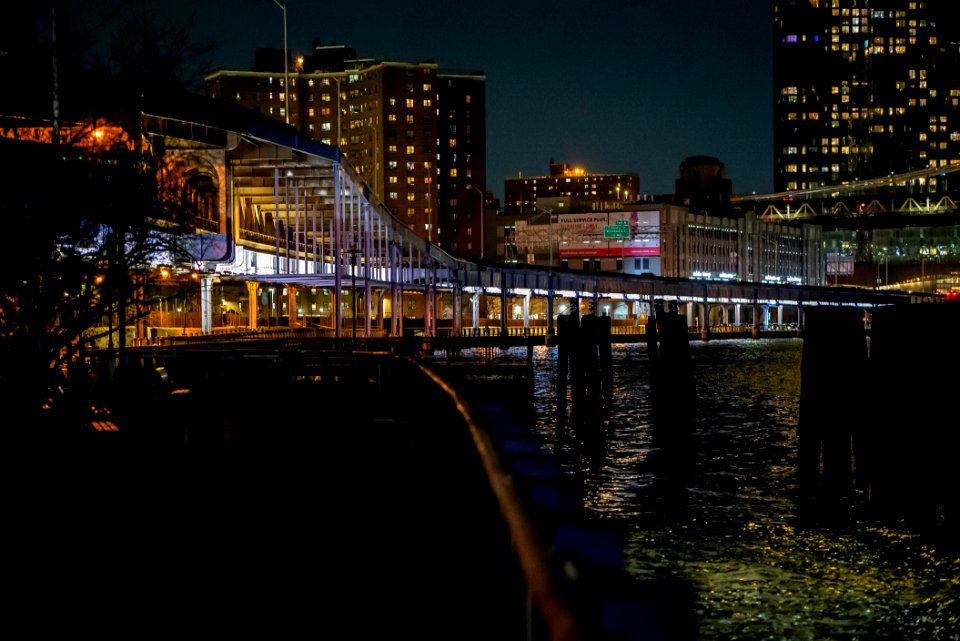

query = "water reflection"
[{"left": 495, "top": 339, "right": 958, "bottom": 641}]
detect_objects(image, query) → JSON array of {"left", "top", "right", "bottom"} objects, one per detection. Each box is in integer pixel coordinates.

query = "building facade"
[
  {"left": 205, "top": 42, "right": 486, "bottom": 257},
  {"left": 773, "top": 0, "right": 959, "bottom": 192},
  {"left": 503, "top": 162, "right": 640, "bottom": 214},
  {"left": 500, "top": 201, "right": 824, "bottom": 286}
]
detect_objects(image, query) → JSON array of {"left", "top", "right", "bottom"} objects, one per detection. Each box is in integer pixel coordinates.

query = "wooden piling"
[
  {"left": 556, "top": 313, "right": 575, "bottom": 422},
  {"left": 578, "top": 314, "right": 602, "bottom": 421},
  {"left": 555, "top": 311, "right": 615, "bottom": 432},
  {"left": 865, "top": 302, "right": 960, "bottom": 535},
  {"left": 797, "top": 305, "right": 867, "bottom": 518},
  {"left": 648, "top": 303, "right": 696, "bottom": 449},
  {"left": 597, "top": 315, "right": 613, "bottom": 411}
]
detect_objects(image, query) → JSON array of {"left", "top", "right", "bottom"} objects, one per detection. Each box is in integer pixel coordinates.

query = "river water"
[{"left": 489, "top": 339, "right": 957, "bottom": 641}]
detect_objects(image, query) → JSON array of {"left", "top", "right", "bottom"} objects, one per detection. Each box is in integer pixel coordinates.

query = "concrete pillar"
[
  {"left": 247, "top": 281, "right": 259, "bottom": 330},
  {"left": 287, "top": 286, "right": 298, "bottom": 328},
  {"left": 500, "top": 271, "right": 508, "bottom": 337},
  {"left": 200, "top": 275, "right": 215, "bottom": 334},
  {"left": 452, "top": 287, "right": 462, "bottom": 335}
]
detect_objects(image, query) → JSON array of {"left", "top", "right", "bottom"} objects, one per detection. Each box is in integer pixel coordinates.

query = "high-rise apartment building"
[
  {"left": 503, "top": 161, "right": 640, "bottom": 215},
  {"left": 205, "top": 42, "right": 486, "bottom": 257},
  {"left": 773, "top": 1, "right": 959, "bottom": 192}
]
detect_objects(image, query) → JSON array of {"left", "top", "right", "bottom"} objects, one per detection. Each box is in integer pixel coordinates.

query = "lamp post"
[
  {"left": 530, "top": 205, "right": 555, "bottom": 269},
  {"left": 531, "top": 205, "right": 556, "bottom": 338},
  {"left": 271, "top": 0, "right": 290, "bottom": 124},
  {"left": 467, "top": 184, "right": 485, "bottom": 260},
  {"left": 346, "top": 244, "right": 360, "bottom": 339}
]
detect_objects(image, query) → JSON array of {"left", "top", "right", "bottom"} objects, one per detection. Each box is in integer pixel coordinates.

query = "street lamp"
[
  {"left": 530, "top": 205, "right": 555, "bottom": 269},
  {"left": 467, "top": 184, "right": 485, "bottom": 260},
  {"left": 346, "top": 244, "right": 360, "bottom": 339},
  {"left": 531, "top": 205, "right": 556, "bottom": 338},
  {"left": 269, "top": 0, "right": 290, "bottom": 124}
]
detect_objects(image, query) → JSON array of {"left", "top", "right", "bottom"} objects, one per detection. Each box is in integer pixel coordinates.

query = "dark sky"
[{"left": 94, "top": 0, "right": 776, "bottom": 201}]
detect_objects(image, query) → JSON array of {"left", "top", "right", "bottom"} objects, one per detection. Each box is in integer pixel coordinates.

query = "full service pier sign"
[
  {"left": 557, "top": 211, "right": 661, "bottom": 258},
  {"left": 514, "top": 210, "right": 661, "bottom": 259}
]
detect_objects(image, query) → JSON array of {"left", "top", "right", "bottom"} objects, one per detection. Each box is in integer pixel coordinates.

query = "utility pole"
[{"left": 270, "top": 0, "right": 290, "bottom": 124}]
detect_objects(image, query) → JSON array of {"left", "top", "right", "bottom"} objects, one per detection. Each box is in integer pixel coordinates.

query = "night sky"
[{"left": 87, "top": 0, "right": 776, "bottom": 201}]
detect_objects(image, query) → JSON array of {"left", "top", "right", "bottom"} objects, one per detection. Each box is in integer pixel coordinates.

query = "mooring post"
[
  {"left": 570, "top": 312, "right": 587, "bottom": 423},
  {"left": 579, "top": 314, "right": 602, "bottom": 421},
  {"left": 649, "top": 304, "right": 696, "bottom": 449},
  {"left": 866, "top": 302, "right": 960, "bottom": 533},
  {"left": 556, "top": 313, "right": 574, "bottom": 421},
  {"left": 797, "top": 305, "right": 867, "bottom": 518},
  {"left": 597, "top": 314, "right": 613, "bottom": 411}
]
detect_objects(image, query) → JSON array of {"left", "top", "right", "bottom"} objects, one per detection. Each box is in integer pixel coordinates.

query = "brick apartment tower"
[{"left": 206, "top": 41, "right": 487, "bottom": 258}]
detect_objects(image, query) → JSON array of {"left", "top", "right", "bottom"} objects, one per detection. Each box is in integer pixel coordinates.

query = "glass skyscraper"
[{"left": 773, "top": 1, "right": 958, "bottom": 193}]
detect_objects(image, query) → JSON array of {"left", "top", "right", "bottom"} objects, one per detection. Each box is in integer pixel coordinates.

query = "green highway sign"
[{"left": 603, "top": 225, "right": 630, "bottom": 239}]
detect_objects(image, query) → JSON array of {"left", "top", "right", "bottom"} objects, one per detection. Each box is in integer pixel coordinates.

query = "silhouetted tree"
[{"left": 0, "top": 1, "right": 218, "bottom": 427}]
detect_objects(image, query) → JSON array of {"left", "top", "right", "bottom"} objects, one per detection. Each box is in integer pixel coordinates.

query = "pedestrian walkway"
[
  {"left": 9, "top": 346, "right": 692, "bottom": 640},
  {"left": 9, "top": 350, "right": 556, "bottom": 639}
]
